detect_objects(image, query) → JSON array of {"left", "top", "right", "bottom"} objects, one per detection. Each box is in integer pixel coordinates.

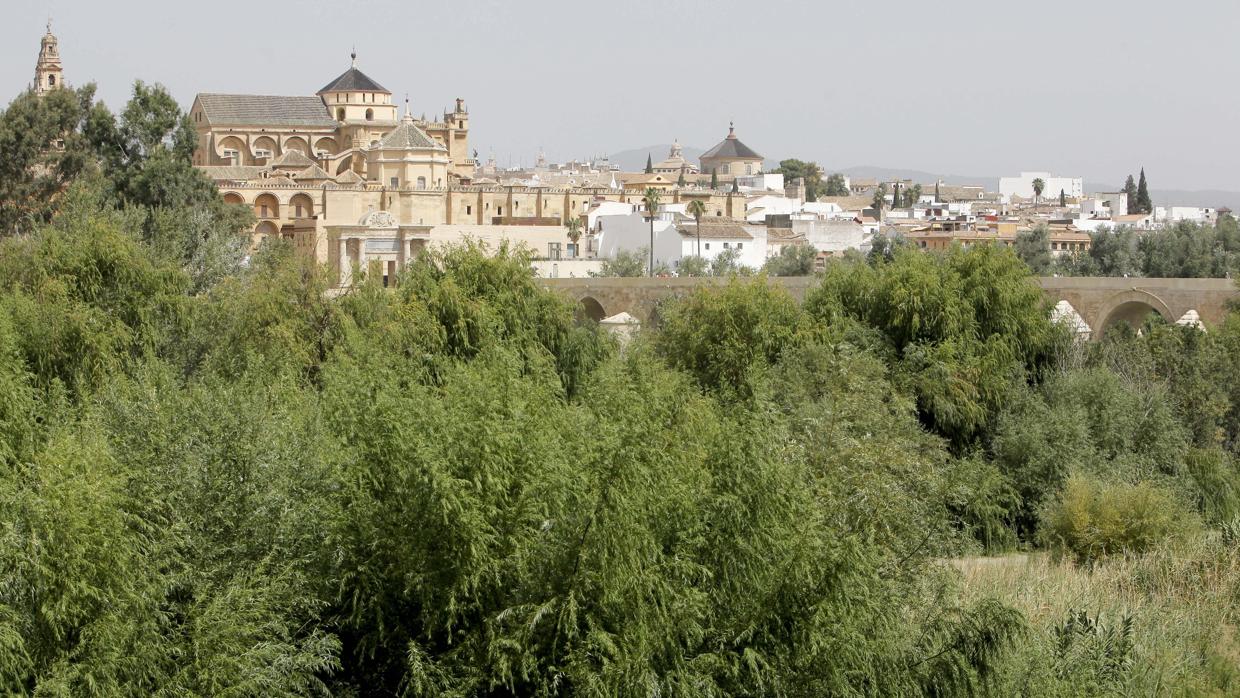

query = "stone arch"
[
  {"left": 222, "top": 191, "right": 245, "bottom": 206},
  {"left": 1096, "top": 289, "right": 1174, "bottom": 336},
  {"left": 283, "top": 136, "right": 309, "bottom": 156},
  {"left": 335, "top": 155, "right": 355, "bottom": 175},
  {"left": 251, "top": 135, "right": 278, "bottom": 159},
  {"left": 289, "top": 193, "right": 314, "bottom": 219},
  {"left": 253, "top": 220, "right": 279, "bottom": 246},
  {"left": 217, "top": 135, "right": 247, "bottom": 164},
  {"left": 1051, "top": 299, "right": 1092, "bottom": 340},
  {"left": 314, "top": 137, "right": 338, "bottom": 156},
  {"left": 576, "top": 296, "right": 606, "bottom": 323},
  {"left": 253, "top": 193, "right": 280, "bottom": 220}
]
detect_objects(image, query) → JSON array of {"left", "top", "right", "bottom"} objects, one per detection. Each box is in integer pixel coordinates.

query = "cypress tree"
[
  {"left": 1059, "top": 189, "right": 1066, "bottom": 207},
  {"left": 1136, "top": 168, "right": 1152, "bottom": 214},
  {"left": 710, "top": 168, "right": 718, "bottom": 190},
  {"left": 677, "top": 167, "right": 686, "bottom": 187},
  {"left": 644, "top": 154, "right": 653, "bottom": 174},
  {"left": 934, "top": 180, "right": 941, "bottom": 203},
  {"left": 1123, "top": 174, "right": 1138, "bottom": 213}
]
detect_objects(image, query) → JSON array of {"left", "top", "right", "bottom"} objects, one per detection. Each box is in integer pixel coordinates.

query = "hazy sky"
[{"left": 3, "top": 0, "right": 1237, "bottom": 191}]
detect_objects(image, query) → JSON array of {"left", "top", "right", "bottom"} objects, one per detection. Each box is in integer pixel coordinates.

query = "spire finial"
[
  {"left": 728, "top": 121, "right": 735, "bottom": 137},
  {"left": 47, "top": 17, "right": 52, "bottom": 34},
  {"left": 403, "top": 93, "right": 411, "bottom": 119},
  {"left": 350, "top": 46, "right": 357, "bottom": 68}
]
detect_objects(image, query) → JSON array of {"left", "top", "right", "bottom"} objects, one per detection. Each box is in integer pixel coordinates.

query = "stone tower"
[{"left": 34, "top": 20, "right": 64, "bottom": 96}]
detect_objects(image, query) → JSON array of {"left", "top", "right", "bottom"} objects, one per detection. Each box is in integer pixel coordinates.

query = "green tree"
[
  {"left": 1123, "top": 174, "right": 1138, "bottom": 212},
  {"left": 1032, "top": 178, "right": 1046, "bottom": 209},
  {"left": 824, "top": 172, "right": 849, "bottom": 196},
  {"left": 1136, "top": 168, "right": 1152, "bottom": 214},
  {"left": 676, "top": 255, "right": 709, "bottom": 276},
  {"left": 710, "top": 168, "right": 718, "bottom": 190},
  {"left": 776, "top": 159, "right": 824, "bottom": 200},
  {"left": 0, "top": 85, "right": 100, "bottom": 236},
  {"left": 763, "top": 244, "right": 816, "bottom": 276},
  {"left": 807, "top": 244, "right": 1061, "bottom": 447},
  {"left": 1015, "top": 224, "right": 1053, "bottom": 274},
  {"left": 642, "top": 187, "right": 662, "bottom": 276},
  {"left": 872, "top": 183, "right": 888, "bottom": 214},
  {"left": 686, "top": 198, "right": 707, "bottom": 257},
  {"left": 563, "top": 214, "right": 583, "bottom": 255},
  {"left": 644, "top": 153, "right": 653, "bottom": 174},
  {"left": 1059, "top": 189, "right": 1067, "bottom": 207},
  {"left": 593, "top": 247, "right": 647, "bottom": 277}
]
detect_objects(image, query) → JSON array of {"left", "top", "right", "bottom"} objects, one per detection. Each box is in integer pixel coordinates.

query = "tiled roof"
[
  {"left": 197, "top": 94, "right": 336, "bottom": 127},
  {"left": 199, "top": 165, "right": 268, "bottom": 181},
  {"left": 270, "top": 150, "right": 315, "bottom": 168},
  {"left": 318, "top": 67, "right": 389, "bottom": 94},
  {"left": 294, "top": 164, "right": 333, "bottom": 181},
  {"left": 675, "top": 219, "right": 753, "bottom": 240},
  {"left": 700, "top": 129, "right": 763, "bottom": 161},
  {"left": 375, "top": 116, "right": 446, "bottom": 151},
  {"left": 336, "top": 170, "right": 364, "bottom": 184}
]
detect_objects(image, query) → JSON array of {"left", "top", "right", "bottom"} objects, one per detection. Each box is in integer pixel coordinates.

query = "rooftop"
[
  {"left": 318, "top": 62, "right": 390, "bottom": 94},
  {"left": 196, "top": 94, "right": 337, "bottom": 128},
  {"left": 700, "top": 123, "right": 763, "bottom": 162}
]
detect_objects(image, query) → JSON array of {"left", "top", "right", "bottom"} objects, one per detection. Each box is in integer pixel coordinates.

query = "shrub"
[{"left": 1042, "top": 475, "right": 1194, "bottom": 563}]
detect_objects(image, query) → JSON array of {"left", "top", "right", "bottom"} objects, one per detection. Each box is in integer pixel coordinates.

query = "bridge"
[{"left": 541, "top": 276, "right": 1239, "bottom": 339}]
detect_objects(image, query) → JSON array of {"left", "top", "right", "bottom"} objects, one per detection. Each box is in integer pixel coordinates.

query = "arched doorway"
[
  {"left": 222, "top": 192, "right": 244, "bottom": 206},
  {"left": 577, "top": 296, "right": 606, "bottom": 323}
]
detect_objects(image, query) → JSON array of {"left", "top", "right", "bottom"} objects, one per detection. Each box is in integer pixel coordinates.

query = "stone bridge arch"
[
  {"left": 576, "top": 296, "right": 607, "bottom": 323},
  {"left": 1094, "top": 289, "right": 1175, "bottom": 336}
]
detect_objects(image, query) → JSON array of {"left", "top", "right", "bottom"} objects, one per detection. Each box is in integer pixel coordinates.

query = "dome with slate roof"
[{"left": 700, "top": 122, "right": 765, "bottom": 177}]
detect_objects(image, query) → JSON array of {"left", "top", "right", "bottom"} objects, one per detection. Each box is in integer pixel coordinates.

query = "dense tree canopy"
[{"left": 5, "top": 80, "right": 1240, "bottom": 696}]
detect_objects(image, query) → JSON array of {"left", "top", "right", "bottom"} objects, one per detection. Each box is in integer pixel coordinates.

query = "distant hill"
[{"left": 608, "top": 145, "right": 706, "bottom": 172}]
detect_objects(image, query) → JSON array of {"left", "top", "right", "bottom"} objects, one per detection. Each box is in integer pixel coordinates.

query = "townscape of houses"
[{"left": 27, "top": 26, "right": 1230, "bottom": 284}]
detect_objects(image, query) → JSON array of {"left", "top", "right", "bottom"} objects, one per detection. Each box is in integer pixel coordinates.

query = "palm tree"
[
  {"left": 686, "top": 199, "right": 707, "bottom": 258},
  {"left": 642, "top": 187, "right": 662, "bottom": 277},
  {"left": 564, "top": 215, "right": 583, "bottom": 258},
  {"left": 1032, "top": 178, "right": 1046, "bottom": 210}
]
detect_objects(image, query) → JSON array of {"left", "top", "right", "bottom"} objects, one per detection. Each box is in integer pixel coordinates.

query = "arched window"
[
  {"left": 337, "top": 108, "right": 345, "bottom": 121},
  {"left": 48, "top": 74, "right": 56, "bottom": 87},
  {"left": 365, "top": 108, "right": 374, "bottom": 121}
]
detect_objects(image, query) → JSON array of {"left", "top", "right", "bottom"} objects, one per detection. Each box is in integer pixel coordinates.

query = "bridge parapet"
[{"left": 543, "top": 276, "right": 1238, "bottom": 338}]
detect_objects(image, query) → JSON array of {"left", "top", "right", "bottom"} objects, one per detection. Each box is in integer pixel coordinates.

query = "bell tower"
[{"left": 34, "top": 19, "right": 64, "bottom": 96}]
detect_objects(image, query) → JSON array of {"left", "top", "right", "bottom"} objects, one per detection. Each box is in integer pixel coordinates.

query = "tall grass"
[{"left": 955, "top": 540, "right": 1240, "bottom": 695}]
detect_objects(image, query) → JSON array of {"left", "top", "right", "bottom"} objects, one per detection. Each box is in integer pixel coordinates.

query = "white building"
[
  {"left": 1154, "top": 206, "right": 1217, "bottom": 225},
  {"left": 734, "top": 172, "right": 785, "bottom": 192},
  {"left": 792, "top": 218, "right": 870, "bottom": 255},
  {"left": 595, "top": 211, "right": 767, "bottom": 272},
  {"left": 999, "top": 172, "right": 1084, "bottom": 202},
  {"left": 1081, "top": 192, "right": 1128, "bottom": 219}
]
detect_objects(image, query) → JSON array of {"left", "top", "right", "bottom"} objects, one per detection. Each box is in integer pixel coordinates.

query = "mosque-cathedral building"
[{"left": 31, "top": 27, "right": 765, "bottom": 285}]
